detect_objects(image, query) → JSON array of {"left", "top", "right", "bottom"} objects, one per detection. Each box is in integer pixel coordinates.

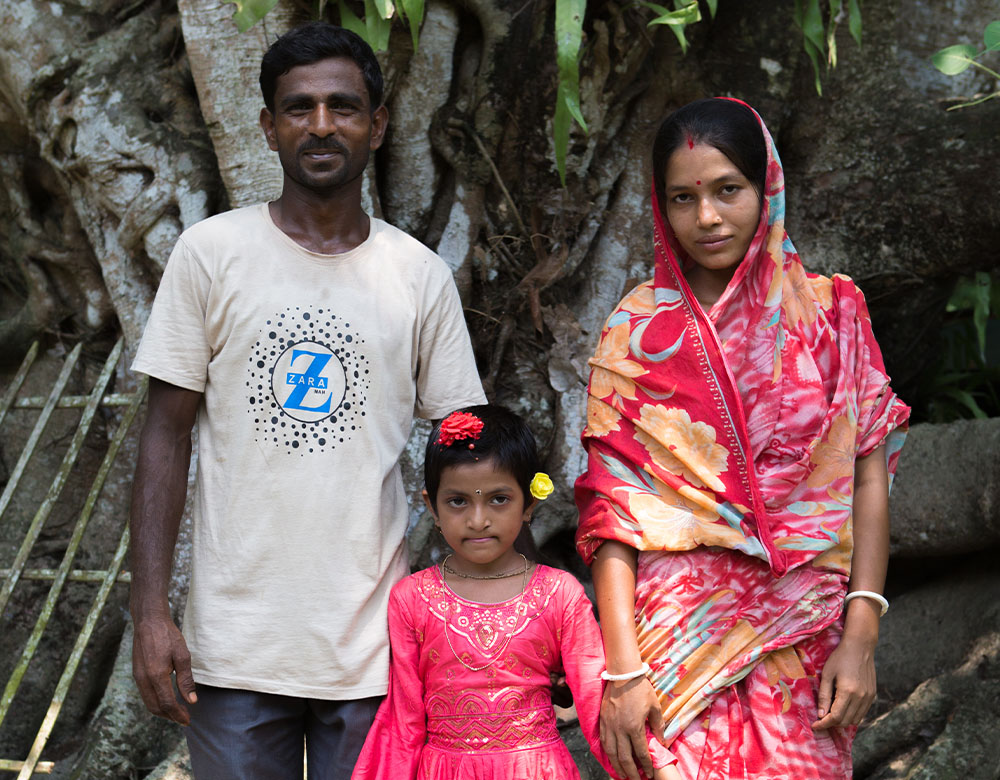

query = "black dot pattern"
[{"left": 246, "top": 307, "right": 370, "bottom": 455}]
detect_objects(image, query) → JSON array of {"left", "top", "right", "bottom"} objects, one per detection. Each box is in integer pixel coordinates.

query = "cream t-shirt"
[{"left": 132, "top": 204, "right": 485, "bottom": 699}]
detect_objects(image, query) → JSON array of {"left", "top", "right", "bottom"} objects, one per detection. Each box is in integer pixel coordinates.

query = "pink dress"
[{"left": 351, "top": 564, "right": 670, "bottom": 780}]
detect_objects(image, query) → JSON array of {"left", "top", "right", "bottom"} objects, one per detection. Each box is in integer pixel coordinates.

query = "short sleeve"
[
  {"left": 131, "top": 237, "right": 213, "bottom": 392},
  {"left": 846, "top": 282, "right": 910, "bottom": 465},
  {"left": 413, "top": 276, "right": 485, "bottom": 419}
]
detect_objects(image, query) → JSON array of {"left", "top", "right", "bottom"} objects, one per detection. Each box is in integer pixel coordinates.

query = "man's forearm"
[{"left": 129, "top": 380, "right": 200, "bottom": 618}]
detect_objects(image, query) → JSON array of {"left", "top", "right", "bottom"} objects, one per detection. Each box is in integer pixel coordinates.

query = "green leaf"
[
  {"left": 971, "top": 271, "right": 992, "bottom": 358},
  {"left": 942, "top": 387, "right": 988, "bottom": 419},
  {"left": 338, "top": 0, "right": 371, "bottom": 43},
  {"left": 827, "top": 0, "right": 842, "bottom": 68},
  {"left": 364, "top": 0, "right": 393, "bottom": 50},
  {"left": 794, "top": 0, "right": 825, "bottom": 93},
  {"left": 397, "top": 0, "right": 425, "bottom": 50},
  {"left": 985, "top": 20, "right": 1000, "bottom": 51},
  {"left": 802, "top": 37, "right": 823, "bottom": 95},
  {"left": 553, "top": 86, "right": 572, "bottom": 187},
  {"left": 800, "top": 0, "right": 826, "bottom": 57},
  {"left": 640, "top": 0, "right": 699, "bottom": 53},
  {"left": 848, "top": 0, "right": 862, "bottom": 47},
  {"left": 372, "top": 0, "right": 394, "bottom": 20},
  {"left": 554, "top": 0, "right": 588, "bottom": 185},
  {"left": 704, "top": 0, "right": 718, "bottom": 19},
  {"left": 225, "top": 0, "right": 279, "bottom": 32},
  {"left": 947, "top": 272, "right": 992, "bottom": 359},
  {"left": 932, "top": 44, "right": 978, "bottom": 75},
  {"left": 642, "top": 0, "right": 700, "bottom": 27}
]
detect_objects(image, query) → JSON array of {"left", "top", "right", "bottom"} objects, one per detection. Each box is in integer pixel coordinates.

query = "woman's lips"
[{"left": 697, "top": 235, "right": 732, "bottom": 250}]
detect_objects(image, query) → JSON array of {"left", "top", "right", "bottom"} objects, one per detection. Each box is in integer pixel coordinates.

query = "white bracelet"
[
  {"left": 601, "top": 662, "right": 651, "bottom": 682},
  {"left": 844, "top": 590, "right": 889, "bottom": 617}
]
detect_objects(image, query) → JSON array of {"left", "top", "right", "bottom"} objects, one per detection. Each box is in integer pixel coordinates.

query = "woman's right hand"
[{"left": 600, "top": 674, "right": 666, "bottom": 780}]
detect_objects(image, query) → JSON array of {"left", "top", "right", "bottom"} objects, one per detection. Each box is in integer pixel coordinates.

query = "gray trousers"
[{"left": 185, "top": 685, "right": 382, "bottom": 780}]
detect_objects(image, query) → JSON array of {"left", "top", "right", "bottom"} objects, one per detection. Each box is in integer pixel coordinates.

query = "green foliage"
[
  {"left": 554, "top": 0, "right": 588, "bottom": 186},
  {"left": 931, "top": 20, "right": 1000, "bottom": 109},
  {"left": 226, "top": 0, "right": 863, "bottom": 184},
  {"left": 223, "top": 0, "right": 280, "bottom": 33},
  {"left": 919, "top": 272, "right": 1000, "bottom": 423},
  {"left": 792, "top": 0, "right": 863, "bottom": 96},
  {"left": 639, "top": 0, "right": 703, "bottom": 55},
  {"left": 337, "top": 0, "right": 393, "bottom": 51}
]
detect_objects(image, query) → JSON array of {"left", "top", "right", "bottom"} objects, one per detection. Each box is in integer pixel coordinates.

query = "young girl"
[{"left": 352, "top": 405, "right": 676, "bottom": 780}]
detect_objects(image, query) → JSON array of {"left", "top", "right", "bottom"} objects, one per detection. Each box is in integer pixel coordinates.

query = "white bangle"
[
  {"left": 844, "top": 590, "right": 889, "bottom": 617},
  {"left": 601, "top": 662, "right": 650, "bottom": 682}
]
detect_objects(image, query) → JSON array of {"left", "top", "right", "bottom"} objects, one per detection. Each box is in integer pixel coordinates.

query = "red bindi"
[{"left": 696, "top": 180, "right": 701, "bottom": 185}]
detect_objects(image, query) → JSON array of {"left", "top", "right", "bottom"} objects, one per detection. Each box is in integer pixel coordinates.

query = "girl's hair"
[
  {"left": 425, "top": 404, "right": 541, "bottom": 560},
  {"left": 652, "top": 98, "right": 767, "bottom": 209}
]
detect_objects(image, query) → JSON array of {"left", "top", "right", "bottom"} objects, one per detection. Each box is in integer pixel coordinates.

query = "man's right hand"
[{"left": 132, "top": 614, "right": 197, "bottom": 725}]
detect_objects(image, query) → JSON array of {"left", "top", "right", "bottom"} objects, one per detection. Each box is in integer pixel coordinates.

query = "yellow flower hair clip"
[{"left": 529, "top": 472, "right": 554, "bottom": 500}]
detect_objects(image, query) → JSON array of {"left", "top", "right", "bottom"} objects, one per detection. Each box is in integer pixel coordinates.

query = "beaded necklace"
[
  {"left": 440, "top": 554, "right": 530, "bottom": 672},
  {"left": 441, "top": 554, "right": 531, "bottom": 580}
]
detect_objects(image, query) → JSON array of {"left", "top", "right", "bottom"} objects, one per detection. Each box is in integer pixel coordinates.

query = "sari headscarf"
[{"left": 576, "top": 99, "right": 909, "bottom": 577}]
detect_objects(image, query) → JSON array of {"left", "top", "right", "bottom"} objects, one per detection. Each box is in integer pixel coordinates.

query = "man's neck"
[{"left": 268, "top": 178, "right": 371, "bottom": 255}]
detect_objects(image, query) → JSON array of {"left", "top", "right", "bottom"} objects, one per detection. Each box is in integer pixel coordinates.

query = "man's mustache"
[{"left": 298, "top": 138, "right": 348, "bottom": 155}]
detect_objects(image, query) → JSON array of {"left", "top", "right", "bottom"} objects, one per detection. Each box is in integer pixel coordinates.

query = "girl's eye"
[
  {"left": 671, "top": 193, "right": 692, "bottom": 204},
  {"left": 490, "top": 495, "right": 511, "bottom": 506},
  {"left": 721, "top": 184, "right": 741, "bottom": 196},
  {"left": 445, "top": 496, "right": 467, "bottom": 508}
]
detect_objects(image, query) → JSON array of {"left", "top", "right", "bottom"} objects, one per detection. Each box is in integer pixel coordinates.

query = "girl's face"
[
  {"left": 663, "top": 142, "right": 761, "bottom": 278},
  {"left": 424, "top": 459, "right": 534, "bottom": 574}
]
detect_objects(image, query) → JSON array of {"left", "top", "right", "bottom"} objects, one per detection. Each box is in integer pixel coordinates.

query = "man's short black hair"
[{"left": 260, "top": 22, "right": 384, "bottom": 112}]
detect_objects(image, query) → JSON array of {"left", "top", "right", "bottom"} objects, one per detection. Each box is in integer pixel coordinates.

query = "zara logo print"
[
  {"left": 247, "top": 307, "right": 370, "bottom": 455},
  {"left": 274, "top": 342, "right": 345, "bottom": 420}
]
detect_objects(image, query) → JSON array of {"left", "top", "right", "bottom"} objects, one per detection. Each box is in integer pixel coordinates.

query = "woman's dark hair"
[
  {"left": 425, "top": 404, "right": 542, "bottom": 560},
  {"left": 259, "top": 22, "right": 384, "bottom": 113},
  {"left": 652, "top": 98, "right": 767, "bottom": 208}
]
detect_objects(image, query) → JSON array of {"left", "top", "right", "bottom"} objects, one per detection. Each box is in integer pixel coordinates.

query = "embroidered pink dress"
[
  {"left": 575, "top": 100, "right": 910, "bottom": 778},
  {"left": 351, "top": 564, "right": 670, "bottom": 780}
]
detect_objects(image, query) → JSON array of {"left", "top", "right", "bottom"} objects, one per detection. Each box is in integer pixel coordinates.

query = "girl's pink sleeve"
[
  {"left": 558, "top": 578, "right": 676, "bottom": 779},
  {"left": 351, "top": 584, "right": 426, "bottom": 780}
]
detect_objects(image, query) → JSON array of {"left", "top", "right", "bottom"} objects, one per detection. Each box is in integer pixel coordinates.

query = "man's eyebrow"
[{"left": 279, "top": 90, "right": 366, "bottom": 109}]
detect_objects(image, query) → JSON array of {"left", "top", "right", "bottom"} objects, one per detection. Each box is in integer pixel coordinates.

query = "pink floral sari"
[{"left": 575, "top": 100, "right": 909, "bottom": 778}]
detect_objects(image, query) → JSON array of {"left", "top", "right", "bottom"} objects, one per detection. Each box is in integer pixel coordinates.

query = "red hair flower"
[{"left": 437, "top": 411, "right": 484, "bottom": 447}]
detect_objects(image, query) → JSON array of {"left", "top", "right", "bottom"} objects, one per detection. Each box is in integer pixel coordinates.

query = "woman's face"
[{"left": 662, "top": 142, "right": 761, "bottom": 276}]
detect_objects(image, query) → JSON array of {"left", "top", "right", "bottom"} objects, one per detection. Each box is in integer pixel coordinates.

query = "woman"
[{"left": 575, "top": 98, "right": 909, "bottom": 780}]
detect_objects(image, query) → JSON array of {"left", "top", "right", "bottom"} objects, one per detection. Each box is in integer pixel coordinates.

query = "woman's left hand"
[{"left": 811, "top": 630, "right": 877, "bottom": 730}]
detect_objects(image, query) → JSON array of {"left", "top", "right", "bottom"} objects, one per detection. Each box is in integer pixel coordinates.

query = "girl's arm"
[
  {"left": 351, "top": 586, "right": 426, "bottom": 780},
  {"left": 812, "top": 443, "right": 889, "bottom": 730},
  {"left": 558, "top": 575, "right": 675, "bottom": 780},
  {"left": 592, "top": 541, "right": 667, "bottom": 780}
]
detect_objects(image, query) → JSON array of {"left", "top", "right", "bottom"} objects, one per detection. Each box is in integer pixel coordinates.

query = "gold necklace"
[
  {"left": 440, "top": 555, "right": 530, "bottom": 672},
  {"left": 441, "top": 554, "right": 530, "bottom": 580}
]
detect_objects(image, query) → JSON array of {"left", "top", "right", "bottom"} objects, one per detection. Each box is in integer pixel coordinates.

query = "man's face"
[{"left": 260, "top": 57, "right": 388, "bottom": 195}]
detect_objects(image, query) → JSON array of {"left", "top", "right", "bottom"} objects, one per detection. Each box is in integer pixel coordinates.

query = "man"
[{"left": 129, "top": 22, "right": 485, "bottom": 778}]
